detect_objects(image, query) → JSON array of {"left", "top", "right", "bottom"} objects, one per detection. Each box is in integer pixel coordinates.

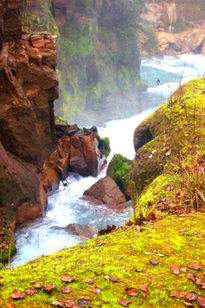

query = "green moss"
[
  {"left": 97, "top": 135, "right": 111, "bottom": 158},
  {"left": 130, "top": 78, "right": 205, "bottom": 210},
  {"left": 0, "top": 213, "right": 204, "bottom": 307},
  {"left": 55, "top": 116, "right": 68, "bottom": 125},
  {"left": 107, "top": 154, "right": 132, "bottom": 200}
]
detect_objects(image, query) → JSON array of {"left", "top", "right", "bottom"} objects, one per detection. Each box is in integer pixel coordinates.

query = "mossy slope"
[
  {"left": 130, "top": 78, "right": 205, "bottom": 211},
  {"left": 0, "top": 213, "right": 204, "bottom": 307}
]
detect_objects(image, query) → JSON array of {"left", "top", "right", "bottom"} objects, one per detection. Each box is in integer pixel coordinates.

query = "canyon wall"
[
  {"left": 26, "top": 0, "right": 144, "bottom": 124},
  {"left": 139, "top": 0, "right": 205, "bottom": 55},
  {"left": 0, "top": 0, "right": 58, "bottom": 260}
]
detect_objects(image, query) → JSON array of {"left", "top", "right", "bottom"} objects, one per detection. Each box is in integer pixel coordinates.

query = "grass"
[{"left": 0, "top": 213, "right": 204, "bottom": 307}]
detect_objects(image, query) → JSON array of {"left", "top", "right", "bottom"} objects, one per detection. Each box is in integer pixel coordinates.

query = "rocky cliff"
[
  {"left": 0, "top": 0, "right": 58, "bottom": 261},
  {"left": 139, "top": 0, "right": 205, "bottom": 55},
  {"left": 26, "top": 0, "right": 144, "bottom": 124}
]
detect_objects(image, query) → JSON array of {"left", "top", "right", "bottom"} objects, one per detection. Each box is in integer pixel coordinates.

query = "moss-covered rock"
[
  {"left": 0, "top": 212, "right": 204, "bottom": 307},
  {"left": 107, "top": 154, "right": 132, "bottom": 200},
  {"left": 130, "top": 78, "right": 205, "bottom": 212},
  {"left": 97, "top": 135, "right": 111, "bottom": 158}
]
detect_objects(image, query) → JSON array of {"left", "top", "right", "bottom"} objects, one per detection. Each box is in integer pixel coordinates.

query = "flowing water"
[{"left": 11, "top": 54, "right": 205, "bottom": 267}]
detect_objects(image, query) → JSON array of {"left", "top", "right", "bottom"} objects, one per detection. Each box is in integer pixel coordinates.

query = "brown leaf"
[
  {"left": 64, "top": 300, "right": 75, "bottom": 308},
  {"left": 25, "top": 288, "right": 38, "bottom": 295},
  {"left": 142, "top": 293, "right": 147, "bottom": 299},
  {"left": 10, "top": 289, "right": 25, "bottom": 300},
  {"left": 195, "top": 278, "right": 205, "bottom": 288},
  {"left": 187, "top": 262, "right": 202, "bottom": 270},
  {"left": 186, "top": 273, "right": 196, "bottom": 281},
  {"left": 6, "top": 304, "right": 16, "bottom": 308},
  {"left": 149, "top": 259, "right": 159, "bottom": 265},
  {"left": 0, "top": 275, "right": 3, "bottom": 279},
  {"left": 84, "top": 278, "right": 96, "bottom": 284},
  {"left": 56, "top": 255, "right": 63, "bottom": 258},
  {"left": 125, "top": 288, "right": 138, "bottom": 297},
  {"left": 90, "top": 286, "right": 101, "bottom": 294},
  {"left": 185, "top": 293, "right": 197, "bottom": 301},
  {"left": 61, "top": 275, "right": 77, "bottom": 283},
  {"left": 61, "top": 287, "right": 71, "bottom": 294},
  {"left": 104, "top": 300, "right": 110, "bottom": 304},
  {"left": 139, "top": 284, "right": 148, "bottom": 292},
  {"left": 99, "top": 260, "right": 105, "bottom": 265},
  {"left": 169, "top": 265, "right": 180, "bottom": 274},
  {"left": 135, "top": 269, "right": 143, "bottom": 273},
  {"left": 32, "top": 282, "right": 43, "bottom": 289},
  {"left": 183, "top": 302, "right": 194, "bottom": 307},
  {"left": 170, "top": 291, "right": 186, "bottom": 299},
  {"left": 197, "top": 296, "right": 205, "bottom": 308},
  {"left": 77, "top": 296, "right": 91, "bottom": 306},
  {"left": 104, "top": 275, "right": 119, "bottom": 282},
  {"left": 118, "top": 298, "right": 131, "bottom": 306},
  {"left": 51, "top": 301, "right": 65, "bottom": 307},
  {"left": 180, "top": 267, "right": 187, "bottom": 273},
  {"left": 44, "top": 285, "right": 56, "bottom": 292}
]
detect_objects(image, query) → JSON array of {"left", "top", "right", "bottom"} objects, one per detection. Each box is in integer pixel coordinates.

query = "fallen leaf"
[
  {"left": 25, "top": 288, "right": 38, "bottom": 295},
  {"left": 195, "top": 278, "right": 205, "bottom": 288},
  {"left": 197, "top": 296, "right": 205, "bottom": 308},
  {"left": 61, "top": 287, "right": 70, "bottom": 294},
  {"left": 6, "top": 304, "right": 16, "bottom": 308},
  {"left": 104, "top": 275, "right": 119, "bottom": 282},
  {"left": 56, "top": 255, "right": 63, "bottom": 258},
  {"left": 183, "top": 302, "right": 194, "bottom": 307},
  {"left": 125, "top": 287, "right": 138, "bottom": 297},
  {"left": 185, "top": 293, "right": 197, "bottom": 301},
  {"left": 99, "top": 260, "right": 105, "bottom": 266},
  {"left": 142, "top": 293, "right": 147, "bottom": 299},
  {"left": 61, "top": 276, "right": 77, "bottom": 283},
  {"left": 139, "top": 284, "right": 148, "bottom": 292},
  {"left": 32, "top": 282, "right": 43, "bottom": 289},
  {"left": 104, "top": 300, "right": 110, "bottom": 304},
  {"left": 170, "top": 291, "right": 186, "bottom": 299},
  {"left": 90, "top": 286, "right": 101, "bottom": 294},
  {"left": 149, "top": 259, "right": 159, "bottom": 265},
  {"left": 44, "top": 285, "right": 56, "bottom": 292},
  {"left": 186, "top": 273, "right": 196, "bottom": 281},
  {"left": 10, "top": 289, "right": 25, "bottom": 300},
  {"left": 136, "top": 269, "right": 143, "bottom": 273},
  {"left": 165, "top": 150, "right": 171, "bottom": 156},
  {"left": 84, "top": 278, "right": 96, "bottom": 284},
  {"left": 180, "top": 267, "right": 187, "bottom": 273},
  {"left": 64, "top": 300, "right": 75, "bottom": 308},
  {"left": 196, "top": 233, "right": 204, "bottom": 238},
  {"left": 51, "top": 301, "right": 65, "bottom": 307},
  {"left": 0, "top": 275, "right": 3, "bottom": 279},
  {"left": 77, "top": 296, "right": 90, "bottom": 306},
  {"left": 187, "top": 262, "right": 202, "bottom": 270},
  {"left": 169, "top": 265, "right": 180, "bottom": 274},
  {"left": 118, "top": 298, "right": 131, "bottom": 306}
]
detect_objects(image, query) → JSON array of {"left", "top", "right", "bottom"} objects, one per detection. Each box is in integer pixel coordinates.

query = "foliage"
[{"left": 97, "top": 136, "right": 111, "bottom": 158}]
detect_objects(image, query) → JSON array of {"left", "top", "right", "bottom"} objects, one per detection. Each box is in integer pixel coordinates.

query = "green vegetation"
[
  {"left": 107, "top": 154, "right": 132, "bottom": 200},
  {"left": 130, "top": 78, "right": 205, "bottom": 220},
  {"left": 97, "top": 136, "right": 111, "bottom": 158},
  {"left": 0, "top": 213, "right": 204, "bottom": 307}
]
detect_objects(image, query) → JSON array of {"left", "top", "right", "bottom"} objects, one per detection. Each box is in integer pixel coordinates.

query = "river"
[{"left": 11, "top": 54, "right": 205, "bottom": 267}]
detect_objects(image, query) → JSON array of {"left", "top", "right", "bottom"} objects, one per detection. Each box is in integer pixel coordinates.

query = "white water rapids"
[{"left": 11, "top": 54, "right": 205, "bottom": 267}]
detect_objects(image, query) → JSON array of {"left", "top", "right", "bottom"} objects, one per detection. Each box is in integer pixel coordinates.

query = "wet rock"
[
  {"left": 65, "top": 224, "right": 96, "bottom": 239},
  {"left": 83, "top": 176, "right": 127, "bottom": 213}
]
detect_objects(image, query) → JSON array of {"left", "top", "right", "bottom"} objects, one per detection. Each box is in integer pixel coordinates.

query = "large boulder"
[{"left": 83, "top": 176, "right": 127, "bottom": 213}]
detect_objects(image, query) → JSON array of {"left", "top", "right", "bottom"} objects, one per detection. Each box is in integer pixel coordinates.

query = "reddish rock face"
[
  {"left": 83, "top": 176, "right": 127, "bottom": 213},
  {"left": 0, "top": 0, "right": 58, "bottom": 258}
]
